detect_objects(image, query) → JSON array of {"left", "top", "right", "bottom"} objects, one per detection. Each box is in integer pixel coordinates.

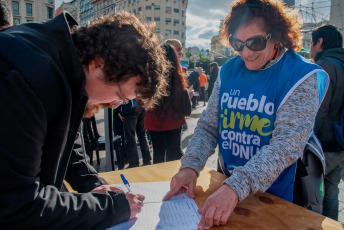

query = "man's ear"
[
  {"left": 316, "top": 37, "right": 324, "bottom": 49},
  {"left": 88, "top": 58, "right": 105, "bottom": 79},
  {"left": 94, "top": 57, "right": 105, "bottom": 68},
  {"left": 88, "top": 58, "right": 105, "bottom": 72}
]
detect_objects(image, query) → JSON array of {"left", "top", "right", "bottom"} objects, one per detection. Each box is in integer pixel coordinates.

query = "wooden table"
[{"left": 99, "top": 161, "right": 343, "bottom": 230}]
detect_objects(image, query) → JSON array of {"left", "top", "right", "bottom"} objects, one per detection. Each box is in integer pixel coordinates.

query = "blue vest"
[{"left": 218, "top": 50, "right": 326, "bottom": 201}]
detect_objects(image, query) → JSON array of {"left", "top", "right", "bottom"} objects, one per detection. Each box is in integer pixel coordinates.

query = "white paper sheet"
[{"left": 107, "top": 181, "right": 201, "bottom": 230}]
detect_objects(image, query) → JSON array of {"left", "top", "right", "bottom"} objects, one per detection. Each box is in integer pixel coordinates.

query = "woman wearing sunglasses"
[{"left": 164, "top": 0, "right": 329, "bottom": 229}]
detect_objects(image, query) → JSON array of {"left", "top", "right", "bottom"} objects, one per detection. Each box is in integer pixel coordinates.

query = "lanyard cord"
[{"left": 260, "top": 44, "right": 281, "bottom": 69}]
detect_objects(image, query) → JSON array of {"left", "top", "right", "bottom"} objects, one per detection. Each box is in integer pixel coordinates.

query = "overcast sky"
[
  {"left": 185, "top": 0, "right": 231, "bottom": 49},
  {"left": 55, "top": 0, "right": 331, "bottom": 49}
]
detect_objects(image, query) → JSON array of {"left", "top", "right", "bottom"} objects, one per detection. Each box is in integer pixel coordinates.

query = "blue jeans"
[{"left": 323, "top": 151, "right": 344, "bottom": 220}]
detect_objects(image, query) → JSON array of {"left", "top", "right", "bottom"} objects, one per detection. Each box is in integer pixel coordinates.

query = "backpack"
[
  {"left": 299, "top": 134, "right": 325, "bottom": 213},
  {"left": 294, "top": 69, "right": 329, "bottom": 213},
  {"left": 322, "top": 57, "right": 344, "bottom": 148}
]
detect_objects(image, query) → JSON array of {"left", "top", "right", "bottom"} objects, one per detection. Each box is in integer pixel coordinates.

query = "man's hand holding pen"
[
  {"left": 125, "top": 192, "right": 145, "bottom": 219},
  {"left": 121, "top": 174, "right": 145, "bottom": 219}
]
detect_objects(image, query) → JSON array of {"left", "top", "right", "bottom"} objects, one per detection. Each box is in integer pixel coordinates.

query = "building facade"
[
  {"left": 210, "top": 21, "right": 235, "bottom": 61},
  {"left": 79, "top": 0, "right": 93, "bottom": 25},
  {"left": 55, "top": 0, "right": 79, "bottom": 22},
  {"left": 330, "top": 0, "right": 344, "bottom": 40},
  {"left": 92, "top": 0, "right": 115, "bottom": 20},
  {"left": 210, "top": 35, "right": 234, "bottom": 61},
  {"left": 9, "top": 0, "right": 54, "bottom": 25},
  {"left": 91, "top": 0, "right": 188, "bottom": 48}
]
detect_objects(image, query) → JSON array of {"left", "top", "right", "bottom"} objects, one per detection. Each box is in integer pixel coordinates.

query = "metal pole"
[{"left": 104, "top": 108, "right": 115, "bottom": 171}]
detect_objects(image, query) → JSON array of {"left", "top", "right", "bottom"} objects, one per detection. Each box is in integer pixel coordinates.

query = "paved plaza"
[{"left": 93, "top": 104, "right": 344, "bottom": 224}]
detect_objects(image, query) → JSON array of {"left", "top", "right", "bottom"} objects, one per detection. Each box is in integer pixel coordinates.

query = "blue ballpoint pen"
[{"left": 120, "top": 174, "right": 131, "bottom": 192}]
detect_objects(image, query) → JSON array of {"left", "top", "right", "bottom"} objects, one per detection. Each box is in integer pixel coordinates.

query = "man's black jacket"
[
  {"left": 0, "top": 12, "right": 129, "bottom": 229},
  {"left": 187, "top": 71, "right": 200, "bottom": 91},
  {"left": 314, "top": 47, "right": 344, "bottom": 152},
  {"left": 207, "top": 68, "right": 218, "bottom": 96}
]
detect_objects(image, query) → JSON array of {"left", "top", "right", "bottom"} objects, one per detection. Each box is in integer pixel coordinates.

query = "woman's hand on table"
[
  {"left": 197, "top": 184, "right": 238, "bottom": 229},
  {"left": 163, "top": 167, "right": 198, "bottom": 201},
  {"left": 125, "top": 192, "right": 145, "bottom": 219}
]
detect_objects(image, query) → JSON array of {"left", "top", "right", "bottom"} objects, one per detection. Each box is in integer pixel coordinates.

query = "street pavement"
[{"left": 93, "top": 104, "right": 344, "bottom": 224}]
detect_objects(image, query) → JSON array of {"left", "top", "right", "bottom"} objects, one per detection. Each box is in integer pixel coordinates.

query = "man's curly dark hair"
[
  {"left": 0, "top": 0, "right": 12, "bottom": 30},
  {"left": 72, "top": 11, "right": 169, "bottom": 109}
]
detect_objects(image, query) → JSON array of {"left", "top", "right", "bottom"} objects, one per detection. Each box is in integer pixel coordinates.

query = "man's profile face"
[
  {"left": 310, "top": 37, "right": 323, "bottom": 61},
  {"left": 84, "top": 60, "right": 140, "bottom": 117}
]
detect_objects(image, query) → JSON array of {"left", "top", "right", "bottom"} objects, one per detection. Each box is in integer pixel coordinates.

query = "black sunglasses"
[{"left": 229, "top": 33, "right": 272, "bottom": 51}]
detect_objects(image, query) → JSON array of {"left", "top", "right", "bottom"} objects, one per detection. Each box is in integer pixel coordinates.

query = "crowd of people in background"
[
  {"left": 144, "top": 43, "right": 190, "bottom": 164},
  {"left": 1, "top": 0, "right": 344, "bottom": 229},
  {"left": 114, "top": 99, "right": 152, "bottom": 168}
]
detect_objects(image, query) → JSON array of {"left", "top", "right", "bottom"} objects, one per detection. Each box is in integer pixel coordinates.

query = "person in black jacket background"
[
  {"left": 312, "top": 24, "right": 344, "bottom": 221},
  {"left": 0, "top": 12, "right": 168, "bottom": 229},
  {"left": 207, "top": 62, "right": 219, "bottom": 97},
  {"left": 187, "top": 67, "right": 201, "bottom": 109},
  {"left": 118, "top": 99, "right": 151, "bottom": 168}
]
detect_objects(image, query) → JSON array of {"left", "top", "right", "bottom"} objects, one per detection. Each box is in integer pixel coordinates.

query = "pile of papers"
[{"left": 107, "top": 181, "right": 201, "bottom": 230}]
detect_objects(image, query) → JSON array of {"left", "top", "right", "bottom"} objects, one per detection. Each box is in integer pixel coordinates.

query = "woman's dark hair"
[
  {"left": 220, "top": 0, "right": 303, "bottom": 52},
  {"left": 156, "top": 44, "right": 188, "bottom": 120},
  {"left": 312, "top": 24, "right": 343, "bottom": 50},
  {"left": 72, "top": 11, "right": 169, "bottom": 109}
]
